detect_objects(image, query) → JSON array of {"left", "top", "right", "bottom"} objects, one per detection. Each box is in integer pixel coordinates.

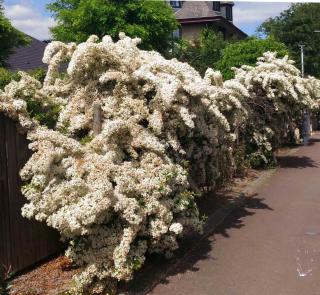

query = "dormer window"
[
  {"left": 170, "top": 1, "right": 182, "bottom": 8},
  {"left": 226, "top": 5, "right": 233, "bottom": 21},
  {"left": 212, "top": 1, "right": 221, "bottom": 12}
]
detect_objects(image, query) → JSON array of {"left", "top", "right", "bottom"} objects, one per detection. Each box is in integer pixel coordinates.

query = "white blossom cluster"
[
  {"left": 234, "top": 52, "right": 319, "bottom": 110},
  {"left": 0, "top": 36, "right": 319, "bottom": 294},
  {"left": 232, "top": 52, "right": 320, "bottom": 166},
  {"left": 0, "top": 72, "right": 41, "bottom": 129}
]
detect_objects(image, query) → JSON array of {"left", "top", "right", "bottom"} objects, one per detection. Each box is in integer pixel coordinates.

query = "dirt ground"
[{"left": 8, "top": 256, "right": 79, "bottom": 295}]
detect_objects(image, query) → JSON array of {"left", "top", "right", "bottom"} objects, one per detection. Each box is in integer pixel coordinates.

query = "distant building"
[
  {"left": 6, "top": 36, "right": 47, "bottom": 71},
  {"left": 167, "top": 1, "right": 247, "bottom": 40}
]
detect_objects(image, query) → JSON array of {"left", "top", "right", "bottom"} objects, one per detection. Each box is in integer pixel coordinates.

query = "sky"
[
  {"left": 233, "top": 2, "right": 291, "bottom": 35},
  {"left": 3, "top": 0, "right": 292, "bottom": 40}
]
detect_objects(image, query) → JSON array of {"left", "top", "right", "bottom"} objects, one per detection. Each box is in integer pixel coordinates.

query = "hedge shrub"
[{"left": 0, "top": 34, "right": 319, "bottom": 294}]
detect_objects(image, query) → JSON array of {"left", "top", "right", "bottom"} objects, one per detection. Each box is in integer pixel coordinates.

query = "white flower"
[{"left": 169, "top": 223, "right": 183, "bottom": 234}]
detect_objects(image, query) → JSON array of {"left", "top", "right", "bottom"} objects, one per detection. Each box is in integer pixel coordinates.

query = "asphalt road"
[{"left": 149, "top": 134, "right": 320, "bottom": 295}]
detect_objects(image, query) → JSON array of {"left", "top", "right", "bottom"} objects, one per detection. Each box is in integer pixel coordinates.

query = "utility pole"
[
  {"left": 298, "top": 44, "right": 305, "bottom": 77},
  {"left": 314, "top": 31, "right": 320, "bottom": 131},
  {"left": 299, "top": 44, "right": 310, "bottom": 145}
]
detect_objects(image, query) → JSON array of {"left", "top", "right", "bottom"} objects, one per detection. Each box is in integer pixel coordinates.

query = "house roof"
[
  {"left": 221, "top": 1, "right": 234, "bottom": 6},
  {"left": 174, "top": 1, "right": 247, "bottom": 39},
  {"left": 6, "top": 36, "right": 47, "bottom": 71},
  {"left": 178, "top": 15, "right": 247, "bottom": 39},
  {"left": 175, "top": 1, "right": 221, "bottom": 20}
]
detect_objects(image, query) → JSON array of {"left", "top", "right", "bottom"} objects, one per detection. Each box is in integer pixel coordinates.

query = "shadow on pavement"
[
  {"left": 277, "top": 155, "right": 319, "bottom": 169},
  {"left": 119, "top": 195, "right": 272, "bottom": 294},
  {"left": 215, "top": 195, "right": 273, "bottom": 238},
  {"left": 308, "top": 137, "right": 320, "bottom": 145}
]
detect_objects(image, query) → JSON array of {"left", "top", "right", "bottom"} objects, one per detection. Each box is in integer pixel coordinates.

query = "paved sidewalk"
[{"left": 149, "top": 134, "right": 320, "bottom": 295}]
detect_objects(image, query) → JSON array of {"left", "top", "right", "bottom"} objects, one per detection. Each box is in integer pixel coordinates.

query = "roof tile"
[{"left": 6, "top": 36, "right": 47, "bottom": 71}]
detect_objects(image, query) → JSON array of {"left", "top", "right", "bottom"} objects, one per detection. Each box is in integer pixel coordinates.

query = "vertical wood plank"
[
  {"left": 0, "top": 114, "right": 11, "bottom": 269},
  {"left": 93, "top": 102, "right": 102, "bottom": 135},
  {"left": 6, "top": 116, "right": 21, "bottom": 270}
]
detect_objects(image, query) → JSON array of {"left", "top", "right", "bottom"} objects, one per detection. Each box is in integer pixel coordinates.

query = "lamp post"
[
  {"left": 298, "top": 44, "right": 310, "bottom": 145},
  {"left": 298, "top": 44, "right": 305, "bottom": 78},
  {"left": 314, "top": 31, "right": 320, "bottom": 131}
]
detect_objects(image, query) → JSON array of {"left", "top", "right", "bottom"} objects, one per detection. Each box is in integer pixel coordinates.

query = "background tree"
[
  {"left": 215, "top": 37, "right": 288, "bottom": 79},
  {"left": 170, "top": 28, "right": 229, "bottom": 75},
  {"left": 259, "top": 3, "right": 320, "bottom": 77},
  {"left": 0, "top": 67, "right": 19, "bottom": 89},
  {"left": 47, "top": 0, "right": 178, "bottom": 53},
  {"left": 0, "top": 0, "right": 30, "bottom": 66}
]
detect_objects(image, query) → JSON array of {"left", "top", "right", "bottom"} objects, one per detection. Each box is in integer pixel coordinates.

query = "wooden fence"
[{"left": 0, "top": 114, "right": 63, "bottom": 273}]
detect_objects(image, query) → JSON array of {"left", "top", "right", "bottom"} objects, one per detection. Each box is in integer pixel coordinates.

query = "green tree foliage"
[
  {"left": 259, "top": 3, "right": 320, "bottom": 77},
  {"left": 0, "top": 67, "right": 46, "bottom": 90},
  {"left": 0, "top": 67, "right": 19, "bottom": 89},
  {"left": 170, "top": 28, "right": 229, "bottom": 75},
  {"left": 47, "top": 0, "right": 178, "bottom": 53},
  {"left": 28, "top": 68, "right": 47, "bottom": 83},
  {"left": 0, "top": 1, "right": 30, "bottom": 66},
  {"left": 215, "top": 37, "right": 288, "bottom": 80}
]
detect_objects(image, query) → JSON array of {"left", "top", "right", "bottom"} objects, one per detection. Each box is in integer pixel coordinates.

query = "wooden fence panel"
[
  {"left": 0, "top": 115, "right": 63, "bottom": 273},
  {"left": 0, "top": 114, "right": 11, "bottom": 269}
]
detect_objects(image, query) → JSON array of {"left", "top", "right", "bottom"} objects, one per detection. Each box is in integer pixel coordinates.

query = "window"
[
  {"left": 172, "top": 28, "right": 182, "bottom": 39},
  {"left": 212, "top": 1, "right": 221, "bottom": 12},
  {"left": 226, "top": 6, "right": 233, "bottom": 21},
  {"left": 170, "top": 1, "right": 182, "bottom": 8}
]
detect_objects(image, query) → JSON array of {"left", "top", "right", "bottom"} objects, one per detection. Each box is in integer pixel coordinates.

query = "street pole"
[
  {"left": 298, "top": 44, "right": 305, "bottom": 78},
  {"left": 315, "top": 31, "right": 320, "bottom": 131},
  {"left": 299, "top": 44, "right": 310, "bottom": 145}
]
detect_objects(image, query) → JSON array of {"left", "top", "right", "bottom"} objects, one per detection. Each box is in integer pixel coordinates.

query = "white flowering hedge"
[
  {"left": 0, "top": 34, "right": 319, "bottom": 294},
  {"left": 233, "top": 52, "right": 320, "bottom": 166}
]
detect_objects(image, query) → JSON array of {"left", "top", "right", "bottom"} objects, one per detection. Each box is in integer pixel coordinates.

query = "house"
[
  {"left": 6, "top": 36, "right": 48, "bottom": 71},
  {"left": 167, "top": 1, "right": 247, "bottom": 40}
]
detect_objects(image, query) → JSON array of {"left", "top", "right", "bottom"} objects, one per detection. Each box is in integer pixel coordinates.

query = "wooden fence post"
[{"left": 93, "top": 102, "right": 102, "bottom": 135}]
